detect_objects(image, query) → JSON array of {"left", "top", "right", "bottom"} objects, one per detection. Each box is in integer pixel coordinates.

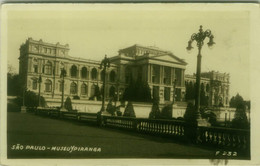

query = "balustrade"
[
  {"left": 198, "top": 126, "right": 250, "bottom": 151},
  {"left": 30, "top": 107, "right": 250, "bottom": 153}
]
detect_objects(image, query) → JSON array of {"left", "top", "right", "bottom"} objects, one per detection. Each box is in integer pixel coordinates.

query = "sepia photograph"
[{"left": 0, "top": 3, "right": 259, "bottom": 166}]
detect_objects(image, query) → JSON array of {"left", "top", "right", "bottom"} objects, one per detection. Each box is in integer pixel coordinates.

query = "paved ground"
[{"left": 7, "top": 112, "right": 218, "bottom": 159}]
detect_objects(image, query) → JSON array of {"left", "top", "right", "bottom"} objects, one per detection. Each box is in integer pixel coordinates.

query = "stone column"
[
  {"left": 38, "top": 59, "right": 42, "bottom": 74},
  {"left": 171, "top": 68, "right": 175, "bottom": 83},
  {"left": 170, "top": 87, "right": 173, "bottom": 101},
  {"left": 66, "top": 64, "right": 70, "bottom": 77},
  {"left": 77, "top": 82, "right": 81, "bottom": 96},
  {"left": 98, "top": 69, "right": 101, "bottom": 81},
  {"left": 87, "top": 82, "right": 91, "bottom": 98},
  {"left": 78, "top": 65, "right": 81, "bottom": 79},
  {"left": 147, "top": 64, "right": 150, "bottom": 83},
  {"left": 56, "top": 62, "right": 60, "bottom": 76},
  {"left": 159, "top": 86, "right": 164, "bottom": 104},
  {"left": 159, "top": 66, "right": 163, "bottom": 84}
]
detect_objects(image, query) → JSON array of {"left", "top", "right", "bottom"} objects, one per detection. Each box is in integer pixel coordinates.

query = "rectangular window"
[
  {"left": 45, "top": 66, "right": 52, "bottom": 75},
  {"left": 32, "top": 80, "right": 37, "bottom": 90},
  {"left": 33, "top": 65, "right": 38, "bottom": 73},
  {"left": 175, "top": 69, "right": 182, "bottom": 86},
  {"left": 45, "top": 84, "right": 51, "bottom": 92},
  {"left": 164, "top": 67, "right": 171, "bottom": 85},
  {"left": 153, "top": 86, "right": 159, "bottom": 100},
  {"left": 164, "top": 87, "right": 171, "bottom": 101}
]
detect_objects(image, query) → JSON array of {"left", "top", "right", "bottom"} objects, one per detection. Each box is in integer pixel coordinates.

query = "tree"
[
  {"left": 64, "top": 97, "right": 73, "bottom": 112},
  {"left": 7, "top": 65, "right": 21, "bottom": 96},
  {"left": 200, "top": 85, "right": 208, "bottom": 106},
  {"left": 106, "top": 100, "right": 116, "bottom": 115},
  {"left": 149, "top": 100, "right": 161, "bottom": 119},
  {"left": 232, "top": 103, "right": 249, "bottom": 129},
  {"left": 89, "top": 85, "right": 102, "bottom": 101},
  {"left": 229, "top": 93, "right": 244, "bottom": 108},
  {"left": 183, "top": 102, "right": 197, "bottom": 143},
  {"left": 160, "top": 104, "right": 173, "bottom": 119},
  {"left": 13, "top": 90, "right": 46, "bottom": 108},
  {"left": 123, "top": 101, "right": 136, "bottom": 117},
  {"left": 95, "top": 85, "right": 102, "bottom": 101},
  {"left": 184, "top": 102, "right": 197, "bottom": 125},
  {"left": 122, "top": 80, "right": 152, "bottom": 102}
]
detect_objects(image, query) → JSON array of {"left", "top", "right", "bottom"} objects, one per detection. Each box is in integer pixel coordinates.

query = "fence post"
[{"left": 133, "top": 118, "right": 138, "bottom": 131}]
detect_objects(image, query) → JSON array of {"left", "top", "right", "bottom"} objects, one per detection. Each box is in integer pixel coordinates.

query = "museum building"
[{"left": 19, "top": 38, "right": 230, "bottom": 106}]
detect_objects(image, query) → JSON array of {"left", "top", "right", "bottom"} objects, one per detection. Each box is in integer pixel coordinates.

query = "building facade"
[
  {"left": 19, "top": 38, "right": 118, "bottom": 101},
  {"left": 19, "top": 38, "right": 229, "bottom": 106},
  {"left": 185, "top": 71, "right": 230, "bottom": 107}
]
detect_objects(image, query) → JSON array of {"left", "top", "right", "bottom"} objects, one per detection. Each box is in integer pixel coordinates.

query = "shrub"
[
  {"left": 64, "top": 97, "right": 73, "bottom": 112},
  {"left": 123, "top": 101, "right": 136, "bottom": 117},
  {"left": 177, "top": 117, "right": 184, "bottom": 121},
  {"left": 116, "top": 107, "right": 122, "bottom": 116},
  {"left": 14, "top": 91, "right": 47, "bottom": 108},
  {"left": 184, "top": 102, "right": 197, "bottom": 125},
  {"left": 106, "top": 100, "right": 116, "bottom": 115},
  {"left": 149, "top": 100, "right": 161, "bottom": 119},
  {"left": 89, "top": 85, "right": 101, "bottom": 101},
  {"left": 183, "top": 102, "right": 197, "bottom": 143},
  {"left": 73, "top": 95, "right": 80, "bottom": 100},
  {"left": 122, "top": 80, "right": 152, "bottom": 103},
  {"left": 160, "top": 104, "right": 173, "bottom": 119},
  {"left": 39, "top": 96, "right": 47, "bottom": 107},
  {"left": 7, "top": 102, "right": 20, "bottom": 112},
  {"left": 232, "top": 103, "right": 249, "bottom": 129}
]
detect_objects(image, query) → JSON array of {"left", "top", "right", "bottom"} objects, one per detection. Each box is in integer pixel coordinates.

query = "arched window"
[
  {"left": 81, "top": 83, "right": 88, "bottom": 95},
  {"left": 44, "top": 61, "right": 52, "bottom": 75},
  {"left": 32, "top": 79, "right": 37, "bottom": 90},
  {"left": 70, "top": 65, "right": 77, "bottom": 78},
  {"left": 109, "top": 86, "right": 116, "bottom": 97},
  {"left": 110, "top": 70, "right": 116, "bottom": 82},
  {"left": 70, "top": 82, "right": 77, "bottom": 94},
  {"left": 101, "top": 70, "right": 105, "bottom": 82},
  {"left": 201, "top": 83, "right": 205, "bottom": 92},
  {"left": 45, "top": 79, "right": 52, "bottom": 92},
  {"left": 59, "top": 62, "right": 65, "bottom": 76},
  {"left": 81, "top": 67, "right": 88, "bottom": 79},
  {"left": 91, "top": 68, "right": 97, "bottom": 80},
  {"left": 206, "top": 84, "right": 210, "bottom": 93},
  {"left": 33, "top": 59, "right": 38, "bottom": 73},
  {"left": 90, "top": 84, "right": 95, "bottom": 97}
]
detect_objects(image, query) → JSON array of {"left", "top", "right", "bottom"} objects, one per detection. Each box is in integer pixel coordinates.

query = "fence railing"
[
  {"left": 198, "top": 126, "right": 250, "bottom": 151},
  {"left": 28, "top": 107, "right": 250, "bottom": 153}
]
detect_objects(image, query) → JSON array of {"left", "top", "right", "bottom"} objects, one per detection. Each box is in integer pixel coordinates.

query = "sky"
[{"left": 3, "top": 4, "right": 251, "bottom": 100}]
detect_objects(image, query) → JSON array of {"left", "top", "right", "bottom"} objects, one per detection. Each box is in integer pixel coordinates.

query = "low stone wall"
[{"left": 46, "top": 99, "right": 187, "bottom": 118}]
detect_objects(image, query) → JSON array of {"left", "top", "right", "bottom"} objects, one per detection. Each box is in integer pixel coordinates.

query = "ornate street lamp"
[
  {"left": 38, "top": 75, "right": 42, "bottom": 107},
  {"left": 60, "top": 67, "right": 66, "bottom": 109},
  {"left": 186, "top": 25, "right": 215, "bottom": 118},
  {"left": 100, "top": 54, "right": 110, "bottom": 112}
]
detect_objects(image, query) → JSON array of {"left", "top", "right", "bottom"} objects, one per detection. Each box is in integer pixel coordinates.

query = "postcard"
[{"left": 1, "top": 3, "right": 259, "bottom": 166}]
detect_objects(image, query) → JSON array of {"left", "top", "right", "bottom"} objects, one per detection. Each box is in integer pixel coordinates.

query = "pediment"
[{"left": 150, "top": 54, "right": 186, "bottom": 65}]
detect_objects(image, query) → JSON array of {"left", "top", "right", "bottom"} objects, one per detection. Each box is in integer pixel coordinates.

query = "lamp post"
[
  {"left": 38, "top": 75, "right": 42, "bottom": 107},
  {"left": 100, "top": 55, "right": 110, "bottom": 112},
  {"left": 115, "top": 80, "right": 120, "bottom": 107},
  {"left": 186, "top": 25, "right": 215, "bottom": 118},
  {"left": 60, "top": 67, "right": 66, "bottom": 109}
]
